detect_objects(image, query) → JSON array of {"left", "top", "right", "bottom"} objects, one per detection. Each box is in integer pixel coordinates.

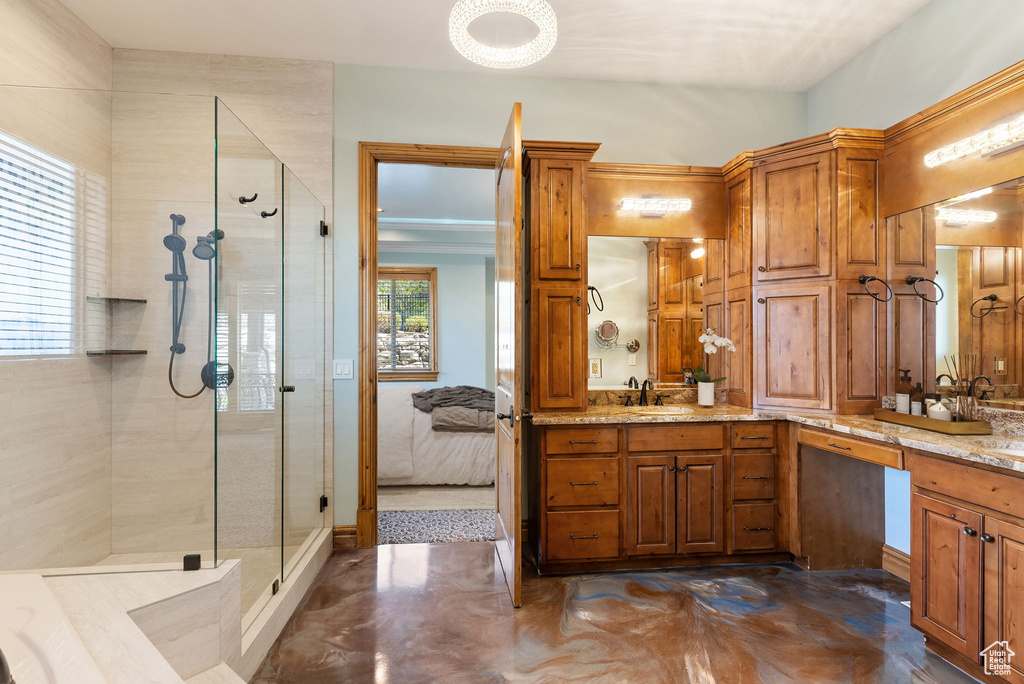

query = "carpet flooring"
[
  {"left": 377, "top": 484, "right": 495, "bottom": 511},
  {"left": 377, "top": 509, "right": 496, "bottom": 544}
]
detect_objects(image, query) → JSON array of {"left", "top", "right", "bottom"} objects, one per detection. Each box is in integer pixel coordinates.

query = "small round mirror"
[{"left": 594, "top": 320, "right": 619, "bottom": 348}]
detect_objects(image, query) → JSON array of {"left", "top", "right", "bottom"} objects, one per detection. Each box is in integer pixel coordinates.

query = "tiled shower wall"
[{"left": 0, "top": 0, "right": 114, "bottom": 570}]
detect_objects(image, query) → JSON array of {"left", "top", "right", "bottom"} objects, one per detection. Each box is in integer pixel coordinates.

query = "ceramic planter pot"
[{"left": 698, "top": 381, "right": 714, "bottom": 408}]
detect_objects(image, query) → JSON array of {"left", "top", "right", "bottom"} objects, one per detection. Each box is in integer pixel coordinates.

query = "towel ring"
[
  {"left": 971, "top": 293, "right": 999, "bottom": 318},
  {"left": 1015, "top": 295, "right": 1024, "bottom": 316},
  {"left": 858, "top": 275, "right": 893, "bottom": 302},
  {"left": 907, "top": 276, "right": 944, "bottom": 303}
]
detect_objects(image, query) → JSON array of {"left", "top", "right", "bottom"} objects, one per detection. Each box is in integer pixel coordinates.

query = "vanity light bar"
[
  {"left": 944, "top": 187, "right": 993, "bottom": 204},
  {"left": 936, "top": 207, "right": 998, "bottom": 224},
  {"left": 924, "top": 113, "right": 1024, "bottom": 167},
  {"left": 619, "top": 197, "right": 692, "bottom": 214}
]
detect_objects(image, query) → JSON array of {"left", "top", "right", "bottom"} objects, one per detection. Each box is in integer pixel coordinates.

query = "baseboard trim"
[
  {"left": 882, "top": 544, "right": 911, "bottom": 582},
  {"left": 333, "top": 525, "right": 357, "bottom": 550}
]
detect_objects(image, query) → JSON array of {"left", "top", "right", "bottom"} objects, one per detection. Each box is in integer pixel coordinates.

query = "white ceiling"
[{"left": 63, "top": 0, "right": 933, "bottom": 90}]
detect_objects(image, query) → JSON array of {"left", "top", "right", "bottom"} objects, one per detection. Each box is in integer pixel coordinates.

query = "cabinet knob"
[
  {"left": 757, "top": 298, "right": 766, "bottom": 304},
  {"left": 758, "top": 266, "right": 766, "bottom": 272},
  {"left": 963, "top": 526, "right": 978, "bottom": 537},
  {"left": 574, "top": 263, "right": 581, "bottom": 270},
  {"left": 981, "top": 533, "right": 995, "bottom": 543},
  {"left": 575, "top": 296, "right": 581, "bottom": 304},
  {"left": 678, "top": 466, "right": 687, "bottom": 472},
  {"left": 668, "top": 466, "right": 677, "bottom": 472}
]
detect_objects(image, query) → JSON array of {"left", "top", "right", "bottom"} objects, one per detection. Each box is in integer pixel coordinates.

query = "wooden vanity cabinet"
[
  {"left": 524, "top": 141, "right": 600, "bottom": 413},
  {"left": 911, "top": 453, "right": 1024, "bottom": 681}
]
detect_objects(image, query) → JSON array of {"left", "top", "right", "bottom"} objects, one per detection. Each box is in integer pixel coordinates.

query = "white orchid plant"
[{"left": 692, "top": 328, "right": 736, "bottom": 384}]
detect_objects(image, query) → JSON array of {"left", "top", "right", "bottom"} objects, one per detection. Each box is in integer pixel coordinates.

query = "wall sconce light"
[
  {"left": 619, "top": 197, "right": 692, "bottom": 217},
  {"left": 936, "top": 207, "right": 997, "bottom": 225}
]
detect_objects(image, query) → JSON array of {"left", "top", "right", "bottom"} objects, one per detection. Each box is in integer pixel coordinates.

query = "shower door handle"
[{"left": 279, "top": 386, "right": 295, "bottom": 393}]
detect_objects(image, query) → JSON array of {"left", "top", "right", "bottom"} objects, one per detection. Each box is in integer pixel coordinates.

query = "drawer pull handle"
[
  {"left": 570, "top": 534, "right": 598, "bottom": 540},
  {"left": 740, "top": 435, "right": 769, "bottom": 440},
  {"left": 981, "top": 533, "right": 995, "bottom": 543},
  {"left": 963, "top": 526, "right": 977, "bottom": 537},
  {"left": 743, "top": 526, "right": 771, "bottom": 532},
  {"left": 826, "top": 443, "right": 852, "bottom": 451},
  {"left": 569, "top": 440, "right": 598, "bottom": 445},
  {"left": 742, "top": 475, "right": 771, "bottom": 480},
  {"left": 569, "top": 481, "right": 598, "bottom": 486}
]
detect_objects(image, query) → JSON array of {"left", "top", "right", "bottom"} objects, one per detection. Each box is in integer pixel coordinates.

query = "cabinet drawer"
[
  {"left": 626, "top": 425, "right": 724, "bottom": 452},
  {"left": 912, "top": 453, "right": 1024, "bottom": 517},
  {"left": 732, "top": 503, "right": 776, "bottom": 551},
  {"left": 545, "top": 510, "right": 620, "bottom": 561},
  {"left": 732, "top": 423, "right": 776, "bottom": 448},
  {"left": 544, "top": 428, "right": 618, "bottom": 455},
  {"left": 546, "top": 458, "right": 619, "bottom": 507},
  {"left": 798, "top": 428, "right": 903, "bottom": 469},
  {"left": 732, "top": 452, "right": 776, "bottom": 500}
]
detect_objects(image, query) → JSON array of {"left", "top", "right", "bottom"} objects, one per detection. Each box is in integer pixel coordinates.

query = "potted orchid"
[{"left": 693, "top": 328, "right": 736, "bottom": 407}]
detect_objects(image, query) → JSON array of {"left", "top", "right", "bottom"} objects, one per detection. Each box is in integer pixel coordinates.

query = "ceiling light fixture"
[
  {"left": 449, "top": 0, "right": 557, "bottom": 70},
  {"left": 924, "top": 113, "right": 1024, "bottom": 168},
  {"left": 936, "top": 207, "right": 997, "bottom": 225},
  {"left": 690, "top": 247, "right": 706, "bottom": 259}
]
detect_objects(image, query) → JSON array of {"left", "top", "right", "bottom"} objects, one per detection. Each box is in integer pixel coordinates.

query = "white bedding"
[{"left": 378, "top": 384, "right": 496, "bottom": 486}]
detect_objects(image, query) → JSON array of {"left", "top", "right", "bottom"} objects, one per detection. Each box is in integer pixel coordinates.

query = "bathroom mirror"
[
  {"left": 911, "top": 176, "right": 1024, "bottom": 407},
  {"left": 587, "top": 236, "right": 707, "bottom": 388}
]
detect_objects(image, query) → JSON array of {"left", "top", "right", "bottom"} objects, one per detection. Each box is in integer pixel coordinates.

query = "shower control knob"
[{"left": 279, "top": 386, "right": 296, "bottom": 393}]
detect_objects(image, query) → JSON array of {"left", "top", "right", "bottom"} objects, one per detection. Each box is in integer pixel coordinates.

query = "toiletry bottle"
[
  {"left": 923, "top": 393, "right": 941, "bottom": 414},
  {"left": 895, "top": 369, "right": 913, "bottom": 414},
  {"left": 928, "top": 398, "right": 952, "bottom": 422},
  {"left": 910, "top": 382, "right": 925, "bottom": 416}
]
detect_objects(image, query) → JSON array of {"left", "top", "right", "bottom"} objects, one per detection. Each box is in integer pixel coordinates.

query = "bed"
[{"left": 377, "top": 384, "right": 495, "bottom": 486}]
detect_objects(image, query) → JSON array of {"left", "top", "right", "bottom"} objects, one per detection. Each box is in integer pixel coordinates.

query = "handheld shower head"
[
  {"left": 192, "top": 230, "right": 222, "bottom": 260},
  {"left": 164, "top": 213, "right": 188, "bottom": 252}
]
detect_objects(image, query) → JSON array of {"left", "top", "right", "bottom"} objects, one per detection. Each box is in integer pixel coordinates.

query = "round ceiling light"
[{"left": 449, "top": 0, "right": 557, "bottom": 70}]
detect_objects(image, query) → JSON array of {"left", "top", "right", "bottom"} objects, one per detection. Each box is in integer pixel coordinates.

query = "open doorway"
[{"left": 373, "top": 162, "right": 497, "bottom": 544}]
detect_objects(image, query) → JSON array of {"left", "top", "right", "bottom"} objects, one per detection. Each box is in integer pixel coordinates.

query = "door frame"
[{"left": 356, "top": 142, "right": 500, "bottom": 547}]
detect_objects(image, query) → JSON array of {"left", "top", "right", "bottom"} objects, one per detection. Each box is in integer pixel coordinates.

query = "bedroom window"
[{"left": 377, "top": 266, "right": 438, "bottom": 382}]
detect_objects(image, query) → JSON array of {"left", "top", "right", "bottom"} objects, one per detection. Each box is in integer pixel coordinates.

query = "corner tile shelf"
[{"left": 87, "top": 349, "right": 147, "bottom": 357}]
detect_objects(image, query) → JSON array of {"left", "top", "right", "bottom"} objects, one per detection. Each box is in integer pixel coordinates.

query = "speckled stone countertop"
[{"left": 531, "top": 405, "right": 1024, "bottom": 474}]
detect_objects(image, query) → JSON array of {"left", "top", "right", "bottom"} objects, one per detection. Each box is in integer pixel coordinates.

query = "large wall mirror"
[
  {"left": 900, "top": 177, "right": 1024, "bottom": 407},
  {"left": 586, "top": 236, "right": 708, "bottom": 389}
]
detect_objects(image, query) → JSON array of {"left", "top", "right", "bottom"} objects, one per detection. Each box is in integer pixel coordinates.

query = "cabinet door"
[
  {"left": 646, "top": 240, "right": 659, "bottom": 311},
  {"left": 657, "top": 313, "right": 689, "bottom": 384},
  {"left": 726, "top": 172, "right": 752, "bottom": 290},
  {"left": 983, "top": 515, "right": 1024, "bottom": 683},
  {"left": 532, "top": 286, "right": 586, "bottom": 410},
  {"left": 703, "top": 292, "right": 725, "bottom": 382},
  {"left": 687, "top": 275, "right": 703, "bottom": 308},
  {"left": 627, "top": 455, "right": 676, "bottom": 556},
  {"left": 754, "top": 152, "right": 832, "bottom": 282},
  {"left": 533, "top": 159, "right": 584, "bottom": 281},
  {"left": 888, "top": 284, "right": 935, "bottom": 395},
  {"left": 658, "top": 241, "right": 688, "bottom": 311},
  {"left": 911, "top": 493, "right": 982, "bottom": 660},
  {"left": 704, "top": 238, "right": 725, "bottom": 295},
  {"left": 726, "top": 288, "right": 753, "bottom": 408},
  {"left": 835, "top": 280, "right": 886, "bottom": 413},
  {"left": 647, "top": 313, "right": 659, "bottom": 379},
  {"left": 971, "top": 246, "right": 1017, "bottom": 385},
  {"left": 836, "top": 150, "right": 884, "bottom": 280},
  {"left": 676, "top": 455, "right": 725, "bottom": 553},
  {"left": 754, "top": 284, "right": 832, "bottom": 409},
  {"left": 887, "top": 208, "right": 936, "bottom": 283}
]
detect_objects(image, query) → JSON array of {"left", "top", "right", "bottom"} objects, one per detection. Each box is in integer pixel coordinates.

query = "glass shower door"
[
  {"left": 214, "top": 100, "right": 284, "bottom": 628},
  {"left": 282, "top": 167, "right": 326, "bottom": 580}
]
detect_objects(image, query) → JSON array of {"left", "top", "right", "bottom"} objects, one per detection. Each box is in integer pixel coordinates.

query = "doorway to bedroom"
[{"left": 374, "top": 161, "right": 497, "bottom": 545}]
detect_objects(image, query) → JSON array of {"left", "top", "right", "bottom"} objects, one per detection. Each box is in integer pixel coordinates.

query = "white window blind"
[{"left": 0, "top": 131, "right": 77, "bottom": 356}]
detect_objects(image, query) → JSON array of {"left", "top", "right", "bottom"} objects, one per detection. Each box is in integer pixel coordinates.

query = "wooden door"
[
  {"left": 754, "top": 151, "right": 832, "bottom": 282},
  {"left": 647, "top": 313, "right": 659, "bottom": 379},
  {"left": 754, "top": 283, "right": 832, "bottom": 409},
  {"left": 494, "top": 103, "right": 524, "bottom": 607},
  {"left": 726, "top": 172, "right": 752, "bottom": 290},
  {"left": 983, "top": 515, "right": 1024, "bottom": 683},
  {"left": 658, "top": 241, "right": 688, "bottom": 310},
  {"left": 726, "top": 289, "right": 753, "bottom": 408},
  {"left": 627, "top": 455, "right": 676, "bottom": 556},
  {"left": 888, "top": 285, "right": 936, "bottom": 394},
  {"left": 676, "top": 455, "right": 725, "bottom": 553},
  {"left": 646, "top": 240, "right": 659, "bottom": 311},
  {"left": 533, "top": 158, "right": 584, "bottom": 281},
  {"left": 836, "top": 150, "right": 884, "bottom": 280},
  {"left": 888, "top": 208, "right": 936, "bottom": 284},
  {"left": 703, "top": 292, "right": 725, "bottom": 382},
  {"left": 704, "top": 238, "right": 725, "bottom": 295},
  {"left": 532, "top": 286, "right": 585, "bottom": 409},
  {"left": 657, "top": 313, "right": 688, "bottom": 384},
  {"left": 911, "top": 492, "right": 982, "bottom": 660},
  {"left": 971, "top": 246, "right": 1017, "bottom": 384},
  {"left": 835, "top": 280, "right": 886, "bottom": 413}
]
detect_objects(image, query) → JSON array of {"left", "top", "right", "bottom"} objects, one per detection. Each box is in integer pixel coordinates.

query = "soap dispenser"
[
  {"left": 910, "top": 382, "right": 926, "bottom": 416},
  {"left": 895, "top": 369, "right": 913, "bottom": 414}
]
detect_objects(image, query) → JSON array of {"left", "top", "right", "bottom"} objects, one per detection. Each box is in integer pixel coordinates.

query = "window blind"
[{"left": 0, "top": 131, "right": 77, "bottom": 356}]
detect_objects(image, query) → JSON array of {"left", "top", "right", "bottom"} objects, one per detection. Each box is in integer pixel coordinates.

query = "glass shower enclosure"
[{"left": 0, "top": 85, "right": 330, "bottom": 629}]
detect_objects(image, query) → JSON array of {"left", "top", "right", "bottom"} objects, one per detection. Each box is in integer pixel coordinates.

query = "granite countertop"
[{"left": 531, "top": 405, "right": 1024, "bottom": 474}]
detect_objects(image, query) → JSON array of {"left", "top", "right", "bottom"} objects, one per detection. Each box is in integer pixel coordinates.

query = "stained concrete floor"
[{"left": 253, "top": 542, "right": 981, "bottom": 684}]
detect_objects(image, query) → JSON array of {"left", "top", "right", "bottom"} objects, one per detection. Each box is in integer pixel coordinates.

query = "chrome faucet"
[{"left": 639, "top": 378, "right": 655, "bottom": 406}]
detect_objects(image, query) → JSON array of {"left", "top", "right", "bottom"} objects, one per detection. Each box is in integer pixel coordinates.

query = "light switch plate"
[
  {"left": 628, "top": 353, "right": 637, "bottom": 366},
  {"left": 333, "top": 359, "right": 354, "bottom": 380}
]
